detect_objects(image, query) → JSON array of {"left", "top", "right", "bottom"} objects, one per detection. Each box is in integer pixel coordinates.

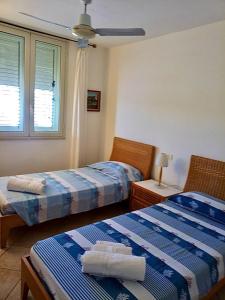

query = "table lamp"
[{"left": 157, "top": 153, "right": 169, "bottom": 187}]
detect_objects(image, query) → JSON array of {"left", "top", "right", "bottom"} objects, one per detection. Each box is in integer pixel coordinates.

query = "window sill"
[{"left": 0, "top": 135, "right": 65, "bottom": 140}]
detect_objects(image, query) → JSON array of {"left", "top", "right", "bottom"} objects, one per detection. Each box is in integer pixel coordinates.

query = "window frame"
[
  {"left": 30, "top": 34, "right": 66, "bottom": 138},
  {"left": 0, "top": 24, "right": 66, "bottom": 139},
  {"left": 0, "top": 25, "right": 30, "bottom": 138}
]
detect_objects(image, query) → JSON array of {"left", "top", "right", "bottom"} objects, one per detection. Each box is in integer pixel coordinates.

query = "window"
[
  {"left": 0, "top": 24, "right": 66, "bottom": 138},
  {"left": 34, "top": 41, "right": 60, "bottom": 132},
  {"left": 0, "top": 31, "right": 25, "bottom": 132}
]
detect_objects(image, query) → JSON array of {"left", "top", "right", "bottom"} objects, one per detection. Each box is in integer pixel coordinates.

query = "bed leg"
[
  {"left": 21, "top": 256, "right": 30, "bottom": 300},
  {"left": 0, "top": 217, "right": 8, "bottom": 249},
  {"left": 21, "top": 256, "right": 52, "bottom": 300},
  {"left": 21, "top": 279, "right": 29, "bottom": 300}
]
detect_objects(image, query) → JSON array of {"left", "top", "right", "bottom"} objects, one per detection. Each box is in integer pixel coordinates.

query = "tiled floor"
[
  {"left": 1, "top": 203, "right": 225, "bottom": 300},
  {"left": 0, "top": 204, "right": 127, "bottom": 300}
]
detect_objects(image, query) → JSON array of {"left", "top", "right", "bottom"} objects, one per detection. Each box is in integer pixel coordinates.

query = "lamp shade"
[{"left": 158, "top": 153, "right": 169, "bottom": 168}]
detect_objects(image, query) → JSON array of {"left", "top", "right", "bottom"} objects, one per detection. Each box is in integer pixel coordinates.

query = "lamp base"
[{"left": 155, "top": 183, "right": 166, "bottom": 189}]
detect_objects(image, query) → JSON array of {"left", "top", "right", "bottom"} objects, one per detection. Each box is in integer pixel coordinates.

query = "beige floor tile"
[
  {"left": 0, "top": 247, "right": 30, "bottom": 271},
  {"left": 6, "top": 281, "right": 33, "bottom": 300},
  {"left": 0, "top": 248, "right": 6, "bottom": 257},
  {"left": 5, "top": 281, "right": 20, "bottom": 300},
  {"left": 0, "top": 268, "right": 20, "bottom": 300}
]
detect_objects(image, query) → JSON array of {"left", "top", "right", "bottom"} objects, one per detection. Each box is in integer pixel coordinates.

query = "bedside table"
[{"left": 130, "top": 179, "right": 181, "bottom": 211}]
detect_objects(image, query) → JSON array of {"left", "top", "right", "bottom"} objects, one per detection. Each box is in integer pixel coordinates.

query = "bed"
[
  {"left": 21, "top": 155, "right": 225, "bottom": 300},
  {"left": 0, "top": 137, "right": 155, "bottom": 248}
]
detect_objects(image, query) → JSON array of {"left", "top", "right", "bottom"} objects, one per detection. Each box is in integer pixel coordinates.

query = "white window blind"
[
  {"left": 0, "top": 31, "right": 24, "bottom": 132},
  {"left": 34, "top": 41, "right": 61, "bottom": 132}
]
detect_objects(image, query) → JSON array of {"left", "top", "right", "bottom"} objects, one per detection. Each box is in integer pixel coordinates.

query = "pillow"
[
  {"left": 88, "top": 161, "right": 143, "bottom": 182},
  {"left": 168, "top": 192, "right": 225, "bottom": 225}
]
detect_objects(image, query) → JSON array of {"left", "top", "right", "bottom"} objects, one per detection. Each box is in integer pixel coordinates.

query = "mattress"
[
  {"left": 31, "top": 192, "right": 225, "bottom": 300},
  {"left": 0, "top": 161, "right": 142, "bottom": 225}
]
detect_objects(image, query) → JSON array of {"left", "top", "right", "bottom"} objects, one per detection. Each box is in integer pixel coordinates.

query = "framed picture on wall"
[{"left": 87, "top": 90, "right": 101, "bottom": 112}]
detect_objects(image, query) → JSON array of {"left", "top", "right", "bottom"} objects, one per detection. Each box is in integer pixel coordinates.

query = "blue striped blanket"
[
  {"left": 31, "top": 192, "right": 225, "bottom": 300},
  {"left": 0, "top": 161, "right": 142, "bottom": 225}
]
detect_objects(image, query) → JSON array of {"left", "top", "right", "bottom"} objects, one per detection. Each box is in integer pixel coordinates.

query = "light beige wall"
[
  {"left": 0, "top": 43, "right": 108, "bottom": 176},
  {"left": 104, "top": 20, "right": 225, "bottom": 188},
  {"left": 86, "top": 46, "right": 109, "bottom": 164}
]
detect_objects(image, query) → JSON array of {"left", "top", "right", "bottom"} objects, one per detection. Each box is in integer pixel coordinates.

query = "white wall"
[
  {"left": 104, "top": 20, "right": 225, "bottom": 188},
  {"left": 0, "top": 42, "right": 108, "bottom": 176}
]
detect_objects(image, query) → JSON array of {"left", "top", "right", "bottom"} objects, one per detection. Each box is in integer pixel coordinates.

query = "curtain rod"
[{"left": 0, "top": 20, "right": 97, "bottom": 48}]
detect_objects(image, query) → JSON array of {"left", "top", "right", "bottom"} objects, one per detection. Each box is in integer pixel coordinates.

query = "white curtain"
[{"left": 70, "top": 48, "right": 88, "bottom": 168}]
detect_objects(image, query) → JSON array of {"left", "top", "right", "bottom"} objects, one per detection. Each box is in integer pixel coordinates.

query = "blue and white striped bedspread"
[
  {"left": 0, "top": 161, "right": 142, "bottom": 225},
  {"left": 31, "top": 193, "right": 225, "bottom": 300}
]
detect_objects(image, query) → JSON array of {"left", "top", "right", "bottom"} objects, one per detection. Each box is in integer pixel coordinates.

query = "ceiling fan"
[{"left": 19, "top": 0, "right": 145, "bottom": 48}]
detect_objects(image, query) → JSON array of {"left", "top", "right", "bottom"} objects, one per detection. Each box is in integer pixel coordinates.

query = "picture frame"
[{"left": 87, "top": 90, "right": 101, "bottom": 112}]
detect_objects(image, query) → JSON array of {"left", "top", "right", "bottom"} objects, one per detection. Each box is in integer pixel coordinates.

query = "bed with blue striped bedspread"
[
  {"left": 31, "top": 192, "right": 225, "bottom": 300},
  {"left": 0, "top": 161, "right": 142, "bottom": 225}
]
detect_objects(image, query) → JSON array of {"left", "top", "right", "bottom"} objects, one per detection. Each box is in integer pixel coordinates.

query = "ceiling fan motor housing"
[
  {"left": 81, "top": 0, "right": 92, "bottom": 4},
  {"left": 79, "top": 13, "right": 91, "bottom": 26}
]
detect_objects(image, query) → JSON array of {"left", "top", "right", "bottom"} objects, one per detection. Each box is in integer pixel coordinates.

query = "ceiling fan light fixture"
[
  {"left": 71, "top": 31, "right": 79, "bottom": 37},
  {"left": 72, "top": 24, "right": 96, "bottom": 39},
  {"left": 72, "top": 13, "right": 96, "bottom": 39}
]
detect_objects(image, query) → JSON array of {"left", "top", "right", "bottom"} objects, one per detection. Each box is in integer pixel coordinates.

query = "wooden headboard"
[
  {"left": 110, "top": 137, "right": 155, "bottom": 180},
  {"left": 184, "top": 155, "right": 225, "bottom": 200}
]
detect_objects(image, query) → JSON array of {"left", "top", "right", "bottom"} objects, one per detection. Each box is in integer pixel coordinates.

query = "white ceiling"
[{"left": 0, "top": 0, "right": 225, "bottom": 47}]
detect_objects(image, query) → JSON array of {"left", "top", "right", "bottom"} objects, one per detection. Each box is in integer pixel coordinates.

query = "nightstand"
[{"left": 130, "top": 179, "right": 181, "bottom": 211}]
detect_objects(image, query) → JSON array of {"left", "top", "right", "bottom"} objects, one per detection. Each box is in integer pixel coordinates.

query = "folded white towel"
[
  {"left": 96, "top": 241, "right": 126, "bottom": 248},
  {"left": 91, "top": 244, "right": 132, "bottom": 255},
  {"left": 17, "top": 175, "right": 46, "bottom": 185},
  {"left": 0, "top": 191, "right": 8, "bottom": 210},
  {"left": 7, "top": 177, "right": 45, "bottom": 195},
  {"left": 81, "top": 251, "right": 146, "bottom": 281}
]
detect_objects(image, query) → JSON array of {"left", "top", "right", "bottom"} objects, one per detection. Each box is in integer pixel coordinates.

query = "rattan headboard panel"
[
  {"left": 184, "top": 155, "right": 225, "bottom": 200},
  {"left": 110, "top": 137, "right": 155, "bottom": 180}
]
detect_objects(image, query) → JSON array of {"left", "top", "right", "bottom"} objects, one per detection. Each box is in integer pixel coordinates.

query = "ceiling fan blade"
[
  {"left": 95, "top": 28, "right": 145, "bottom": 36},
  {"left": 19, "top": 12, "right": 71, "bottom": 30}
]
